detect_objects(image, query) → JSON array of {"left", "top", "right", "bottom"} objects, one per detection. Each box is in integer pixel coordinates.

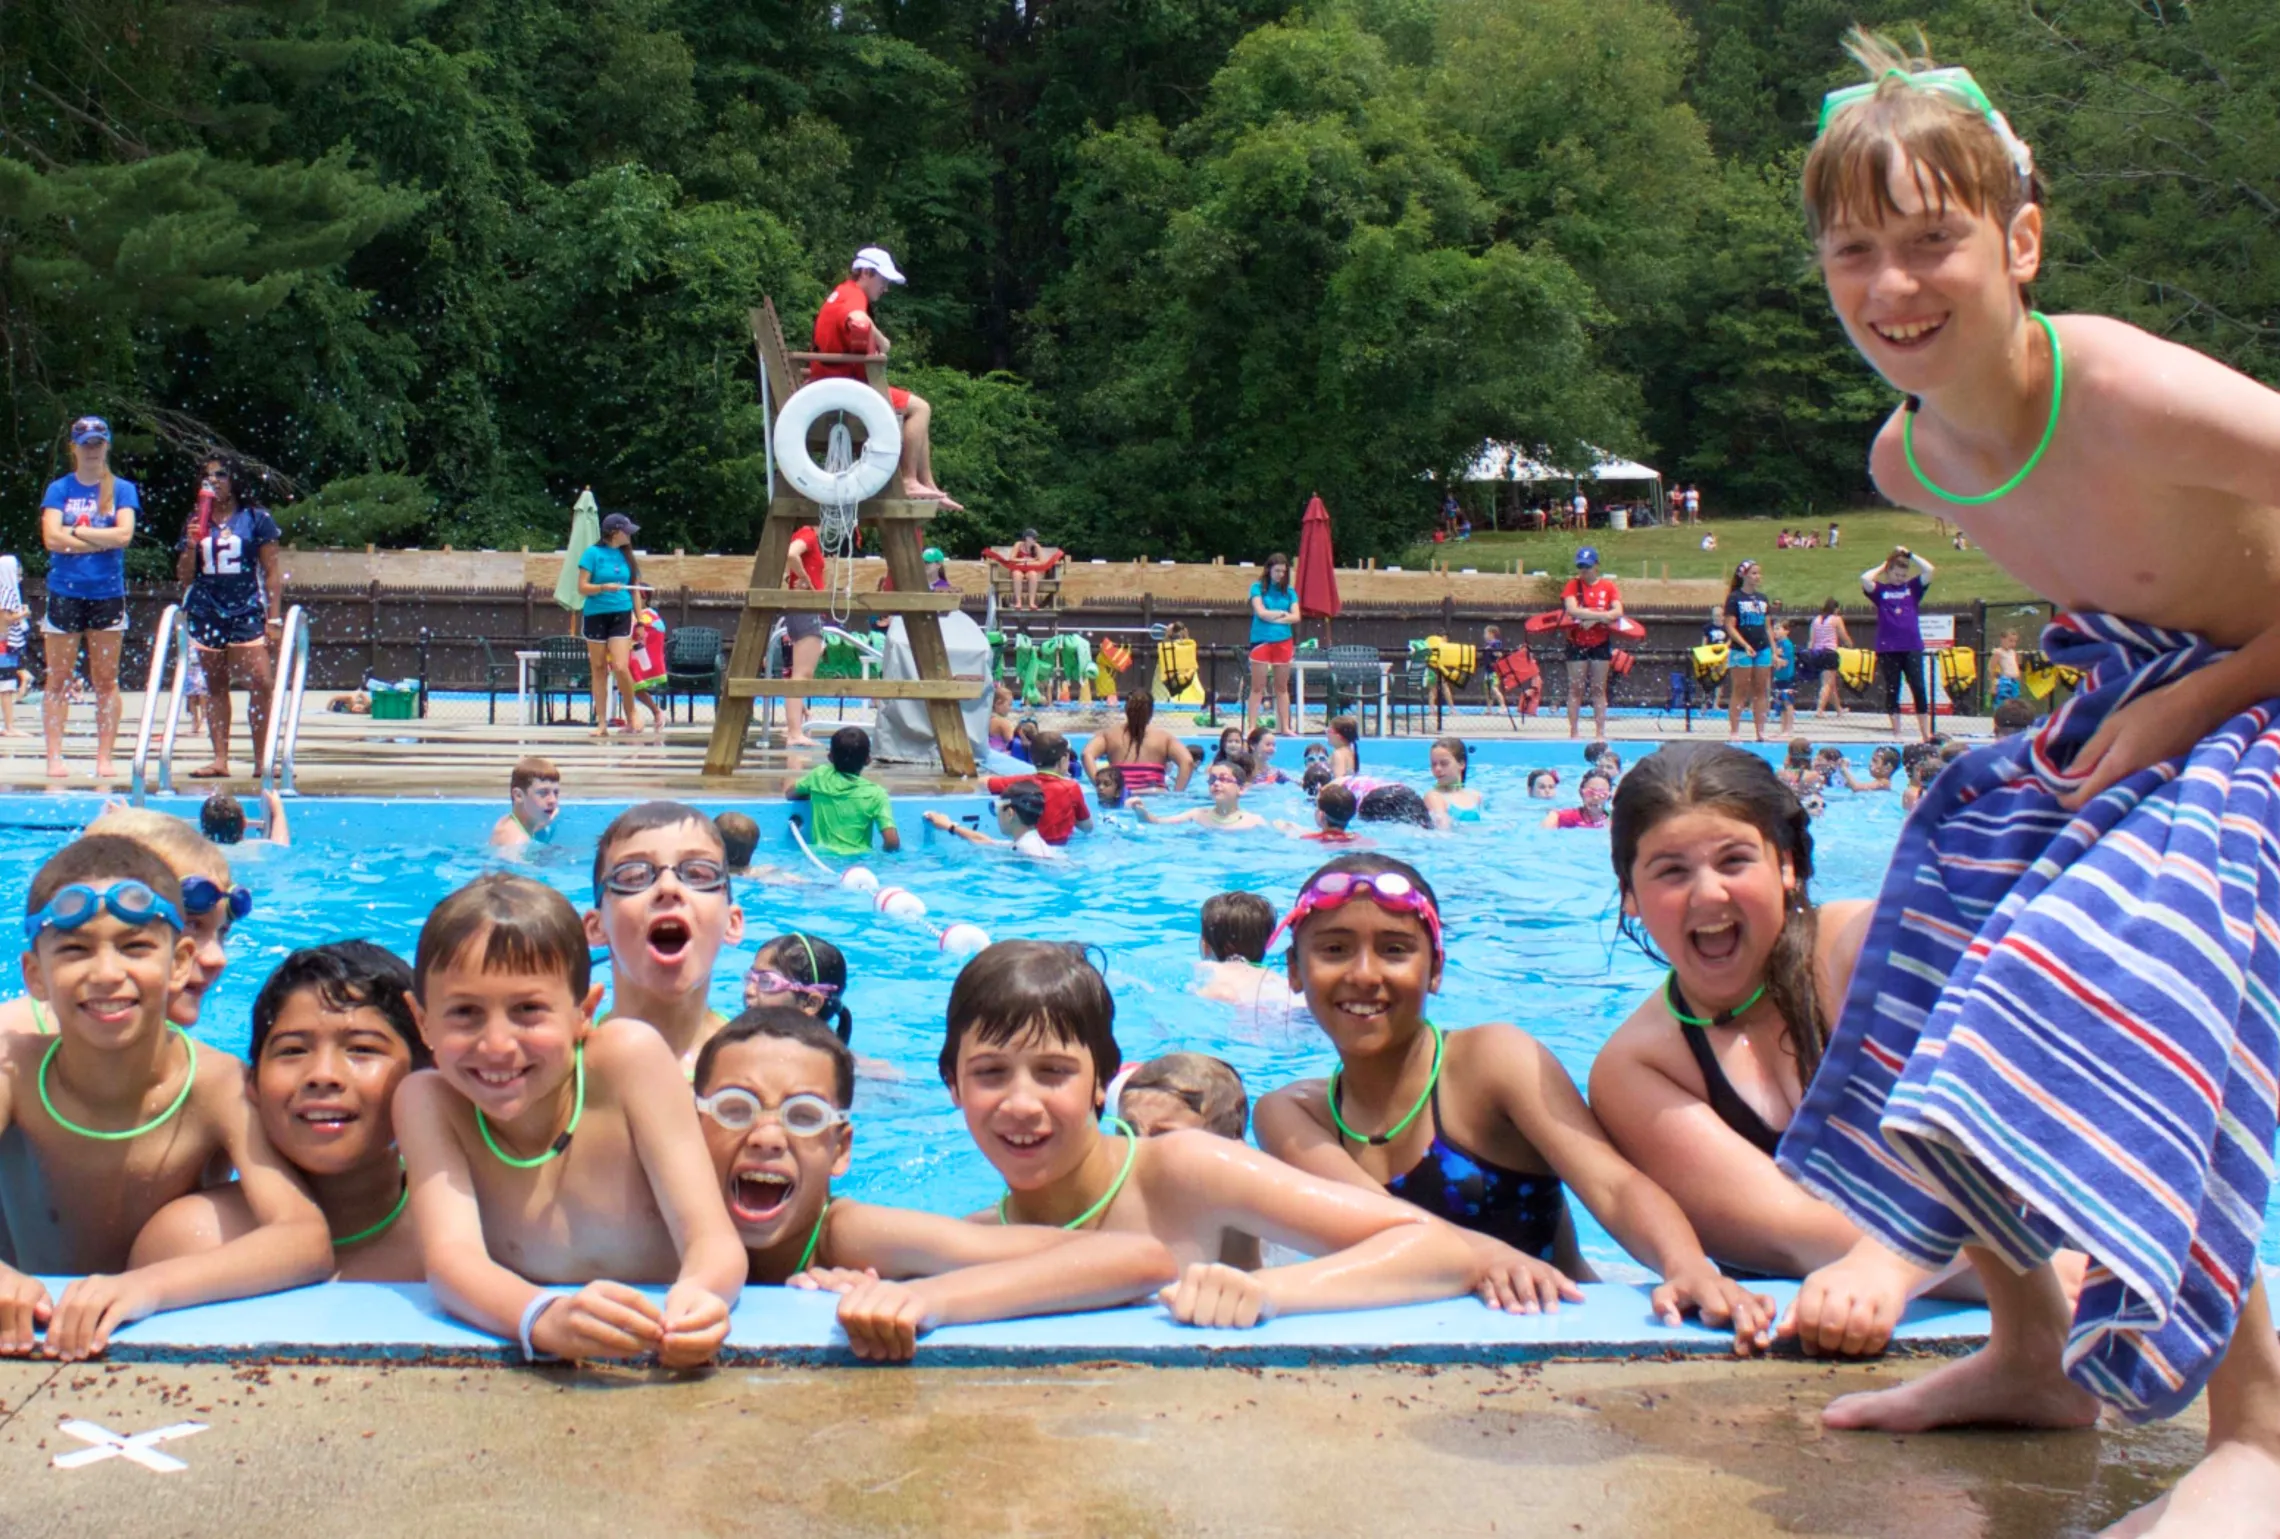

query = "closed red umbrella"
[{"left": 1296, "top": 493, "right": 1340, "bottom": 641}]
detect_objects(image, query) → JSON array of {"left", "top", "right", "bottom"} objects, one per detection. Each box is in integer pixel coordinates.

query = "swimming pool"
[{"left": 7, "top": 735, "right": 2275, "bottom": 1271}]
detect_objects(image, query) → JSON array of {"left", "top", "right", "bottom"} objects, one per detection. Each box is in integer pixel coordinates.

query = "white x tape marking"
[{"left": 53, "top": 1419, "right": 207, "bottom": 1473}]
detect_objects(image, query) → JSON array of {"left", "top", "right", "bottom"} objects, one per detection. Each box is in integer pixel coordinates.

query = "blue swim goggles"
[
  {"left": 23, "top": 880, "right": 186, "bottom": 943},
  {"left": 181, "top": 875, "right": 254, "bottom": 922}
]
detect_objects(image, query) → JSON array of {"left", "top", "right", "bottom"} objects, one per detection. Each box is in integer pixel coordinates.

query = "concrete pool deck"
[{"left": 0, "top": 1354, "right": 2204, "bottom": 1537}]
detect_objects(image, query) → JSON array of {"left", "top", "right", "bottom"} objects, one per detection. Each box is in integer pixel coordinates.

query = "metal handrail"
[
  {"left": 128, "top": 604, "right": 196, "bottom": 807},
  {"left": 258, "top": 605, "right": 311, "bottom": 796}
]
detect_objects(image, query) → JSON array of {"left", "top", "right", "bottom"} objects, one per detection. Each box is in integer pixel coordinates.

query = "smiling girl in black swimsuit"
[{"left": 1254, "top": 853, "right": 1775, "bottom": 1347}]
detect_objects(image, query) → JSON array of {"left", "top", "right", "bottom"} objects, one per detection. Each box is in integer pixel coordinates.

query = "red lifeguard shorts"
[
  {"left": 1250, "top": 639, "right": 1296, "bottom": 665},
  {"left": 889, "top": 386, "right": 912, "bottom": 413}
]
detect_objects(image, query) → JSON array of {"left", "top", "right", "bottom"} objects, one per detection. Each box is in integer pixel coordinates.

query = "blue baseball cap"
[
  {"left": 1574, "top": 547, "right": 1599, "bottom": 568},
  {"left": 70, "top": 416, "right": 111, "bottom": 445}
]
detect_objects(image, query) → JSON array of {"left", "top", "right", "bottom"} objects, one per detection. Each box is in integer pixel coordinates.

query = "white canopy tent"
[{"left": 1461, "top": 442, "right": 1664, "bottom": 529}]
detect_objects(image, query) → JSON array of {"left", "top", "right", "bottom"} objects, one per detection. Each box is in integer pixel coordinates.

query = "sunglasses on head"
[
  {"left": 1267, "top": 869, "right": 1443, "bottom": 956},
  {"left": 24, "top": 880, "right": 184, "bottom": 943},
  {"left": 599, "top": 857, "right": 728, "bottom": 899},
  {"left": 694, "top": 1087, "right": 848, "bottom": 1136},
  {"left": 181, "top": 875, "right": 254, "bottom": 922}
]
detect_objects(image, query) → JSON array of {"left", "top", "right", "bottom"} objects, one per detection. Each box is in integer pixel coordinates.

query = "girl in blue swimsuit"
[
  {"left": 1423, "top": 736, "right": 1483, "bottom": 827},
  {"left": 1253, "top": 853, "right": 1777, "bottom": 1346}
]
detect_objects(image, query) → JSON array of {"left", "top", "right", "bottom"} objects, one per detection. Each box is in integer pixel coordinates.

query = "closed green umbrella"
[{"left": 555, "top": 487, "right": 600, "bottom": 616}]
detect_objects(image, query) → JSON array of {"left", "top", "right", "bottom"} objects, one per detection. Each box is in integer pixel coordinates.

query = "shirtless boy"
[
  {"left": 0, "top": 836, "right": 330, "bottom": 1357},
  {"left": 489, "top": 757, "right": 561, "bottom": 851},
  {"left": 697, "top": 1007, "right": 1174, "bottom": 1361},
  {"left": 1780, "top": 34, "right": 2280, "bottom": 1533},
  {"left": 395, "top": 872, "right": 744, "bottom": 1364},
  {"left": 584, "top": 803, "right": 744, "bottom": 1075}
]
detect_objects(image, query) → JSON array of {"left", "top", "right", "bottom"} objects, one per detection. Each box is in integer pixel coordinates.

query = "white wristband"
[{"left": 519, "top": 1291, "right": 566, "bottom": 1362}]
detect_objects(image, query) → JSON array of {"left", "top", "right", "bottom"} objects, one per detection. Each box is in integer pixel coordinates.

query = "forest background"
[{"left": 3, "top": 0, "right": 2273, "bottom": 572}]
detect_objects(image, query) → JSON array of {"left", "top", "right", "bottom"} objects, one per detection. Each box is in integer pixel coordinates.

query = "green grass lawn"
[{"left": 1402, "top": 509, "right": 2042, "bottom": 609}]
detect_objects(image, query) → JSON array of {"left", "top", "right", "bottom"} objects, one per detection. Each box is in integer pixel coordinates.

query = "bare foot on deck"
[
  {"left": 1824, "top": 1346, "right": 2102, "bottom": 1432},
  {"left": 93, "top": 758, "right": 116, "bottom": 781},
  {"left": 45, "top": 757, "right": 68, "bottom": 779},
  {"left": 2099, "top": 1440, "right": 2280, "bottom": 1537},
  {"left": 785, "top": 735, "right": 820, "bottom": 749},
  {"left": 189, "top": 762, "right": 231, "bottom": 779}
]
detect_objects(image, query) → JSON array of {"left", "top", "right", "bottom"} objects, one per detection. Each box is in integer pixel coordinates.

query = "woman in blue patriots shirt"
[
  {"left": 39, "top": 415, "right": 139, "bottom": 780},
  {"left": 175, "top": 454, "right": 284, "bottom": 778}
]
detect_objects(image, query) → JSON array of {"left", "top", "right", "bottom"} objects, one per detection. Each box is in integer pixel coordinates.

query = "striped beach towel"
[{"left": 1779, "top": 612, "right": 2280, "bottom": 1420}]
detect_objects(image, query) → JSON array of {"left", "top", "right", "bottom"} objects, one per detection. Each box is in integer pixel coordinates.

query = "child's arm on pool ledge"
[
  {"left": 615, "top": 1025, "right": 745, "bottom": 1368},
  {"left": 394, "top": 1070, "right": 669, "bottom": 1362},
  {"left": 0, "top": 1073, "right": 54, "bottom": 1354},
  {"left": 1140, "top": 1131, "right": 1481, "bottom": 1318}
]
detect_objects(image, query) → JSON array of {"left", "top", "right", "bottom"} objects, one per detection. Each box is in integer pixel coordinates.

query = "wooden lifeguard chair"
[{"left": 702, "top": 298, "right": 978, "bottom": 777}]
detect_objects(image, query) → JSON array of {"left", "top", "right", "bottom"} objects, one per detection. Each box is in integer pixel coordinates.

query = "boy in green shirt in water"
[{"left": 785, "top": 728, "right": 901, "bottom": 856}]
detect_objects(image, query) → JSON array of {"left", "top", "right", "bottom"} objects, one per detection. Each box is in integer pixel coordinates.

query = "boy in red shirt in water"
[{"left": 810, "top": 247, "right": 961, "bottom": 510}]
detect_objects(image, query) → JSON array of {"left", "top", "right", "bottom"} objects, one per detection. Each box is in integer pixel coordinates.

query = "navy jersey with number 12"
[{"left": 189, "top": 506, "right": 281, "bottom": 613}]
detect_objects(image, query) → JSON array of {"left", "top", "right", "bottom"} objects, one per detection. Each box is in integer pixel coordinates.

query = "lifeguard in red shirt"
[
  {"left": 810, "top": 246, "right": 961, "bottom": 510},
  {"left": 1560, "top": 546, "right": 1624, "bottom": 741}
]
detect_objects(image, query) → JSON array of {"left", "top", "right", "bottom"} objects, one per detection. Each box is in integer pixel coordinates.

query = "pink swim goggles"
[{"left": 1267, "top": 870, "right": 1444, "bottom": 956}]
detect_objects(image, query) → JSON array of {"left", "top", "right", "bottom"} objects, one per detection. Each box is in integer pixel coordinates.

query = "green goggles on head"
[{"left": 1817, "top": 66, "right": 2034, "bottom": 184}]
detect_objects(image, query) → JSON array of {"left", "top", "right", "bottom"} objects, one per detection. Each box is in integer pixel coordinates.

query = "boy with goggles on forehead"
[
  {"left": 1772, "top": 30, "right": 2280, "bottom": 1525},
  {"left": 584, "top": 803, "right": 745, "bottom": 1078},
  {"left": 1257, "top": 856, "right": 1776, "bottom": 1346},
  {"left": 694, "top": 1007, "right": 1175, "bottom": 1361},
  {"left": 0, "top": 836, "right": 330, "bottom": 1358}
]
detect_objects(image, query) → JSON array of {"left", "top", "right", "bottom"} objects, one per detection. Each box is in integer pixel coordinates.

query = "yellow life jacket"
[
  {"left": 1425, "top": 636, "right": 1476, "bottom": 686},
  {"left": 1937, "top": 645, "right": 1977, "bottom": 694},
  {"left": 1835, "top": 647, "right": 1877, "bottom": 691},
  {"left": 1157, "top": 637, "right": 1198, "bottom": 696},
  {"left": 1690, "top": 643, "right": 1730, "bottom": 686}
]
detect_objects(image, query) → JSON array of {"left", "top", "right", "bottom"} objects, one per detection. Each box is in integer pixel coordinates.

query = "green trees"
[{"left": 4, "top": 0, "right": 2274, "bottom": 557}]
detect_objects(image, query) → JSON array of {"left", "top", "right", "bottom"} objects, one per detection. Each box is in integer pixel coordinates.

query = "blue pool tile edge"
[{"left": 48, "top": 1278, "right": 2011, "bottom": 1367}]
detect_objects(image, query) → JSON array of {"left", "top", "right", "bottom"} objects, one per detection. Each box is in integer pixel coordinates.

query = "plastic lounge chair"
[
  {"left": 662, "top": 625, "right": 724, "bottom": 724},
  {"left": 531, "top": 635, "right": 590, "bottom": 725}
]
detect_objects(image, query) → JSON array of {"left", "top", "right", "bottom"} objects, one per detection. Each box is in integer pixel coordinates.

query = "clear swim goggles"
[
  {"left": 181, "top": 875, "right": 254, "bottom": 922},
  {"left": 1817, "top": 66, "right": 2034, "bottom": 185},
  {"left": 24, "top": 880, "right": 185, "bottom": 943},
  {"left": 1267, "top": 869, "right": 1443, "bottom": 957},
  {"left": 598, "top": 856, "right": 728, "bottom": 899},
  {"left": 695, "top": 1088, "right": 848, "bottom": 1137}
]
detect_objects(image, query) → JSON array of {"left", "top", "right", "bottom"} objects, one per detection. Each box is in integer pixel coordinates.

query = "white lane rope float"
[{"left": 788, "top": 818, "right": 989, "bottom": 956}]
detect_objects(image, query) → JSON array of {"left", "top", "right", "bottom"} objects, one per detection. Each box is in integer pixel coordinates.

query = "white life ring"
[{"left": 773, "top": 379, "right": 901, "bottom": 505}]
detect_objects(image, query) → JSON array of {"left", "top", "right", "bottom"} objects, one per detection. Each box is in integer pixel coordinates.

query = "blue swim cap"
[{"left": 1575, "top": 547, "right": 1599, "bottom": 568}]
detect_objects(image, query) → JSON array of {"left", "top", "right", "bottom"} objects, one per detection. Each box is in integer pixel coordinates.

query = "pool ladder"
[{"left": 126, "top": 604, "right": 311, "bottom": 806}]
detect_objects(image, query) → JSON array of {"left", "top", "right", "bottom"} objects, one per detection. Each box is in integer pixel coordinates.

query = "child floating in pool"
[
  {"left": 785, "top": 727, "right": 901, "bottom": 856},
  {"left": 695, "top": 1007, "right": 1174, "bottom": 1361},
  {"left": 584, "top": 802, "right": 744, "bottom": 1076},
  {"left": 1273, "top": 781, "right": 1360, "bottom": 844},
  {"left": 490, "top": 756, "right": 561, "bottom": 851},
  {"left": 1423, "top": 737, "right": 1483, "bottom": 827},
  {"left": 1541, "top": 768, "right": 1613, "bottom": 830},
  {"left": 395, "top": 872, "right": 744, "bottom": 1366},
  {"left": 0, "top": 837, "right": 330, "bottom": 1358},
  {"left": 924, "top": 784, "right": 1064, "bottom": 860},
  {"left": 132, "top": 942, "right": 432, "bottom": 1282},
  {"left": 1776, "top": 34, "right": 2280, "bottom": 1521},
  {"left": 199, "top": 788, "right": 290, "bottom": 848},
  {"left": 1133, "top": 761, "right": 1264, "bottom": 833},
  {"left": 1253, "top": 854, "right": 1774, "bottom": 1344},
  {"left": 946, "top": 940, "right": 1485, "bottom": 1319}
]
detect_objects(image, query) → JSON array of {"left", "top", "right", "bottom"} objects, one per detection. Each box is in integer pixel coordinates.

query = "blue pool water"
[{"left": 5, "top": 735, "right": 2275, "bottom": 1271}]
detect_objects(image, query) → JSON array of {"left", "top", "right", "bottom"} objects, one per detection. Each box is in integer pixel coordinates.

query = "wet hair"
[
  {"left": 999, "top": 782, "right": 1047, "bottom": 829},
  {"left": 939, "top": 940, "right": 1119, "bottom": 1094},
  {"left": 1028, "top": 729, "right": 1071, "bottom": 773},
  {"left": 694, "top": 1004, "right": 855, "bottom": 1108},
  {"left": 1208, "top": 750, "right": 1254, "bottom": 787},
  {"left": 510, "top": 756, "right": 559, "bottom": 794},
  {"left": 1430, "top": 736, "right": 1469, "bottom": 783},
  {"left": 1120, "top": 1053, "right": 1249, "bottom": 1140},
  {"left": 250, "top": 941, "right": 429, "bottom": 1068},
  {"left": 1899, "top": 741, "right": 1935, "bottom": 774},
  {"left": 1216, "top": 727, "right": 1243, "bottom": 759},
  {"left": 1578, "top": 768, "right": 1615, "bottom": 796},
  {"left": 1200, "top": 891, "right": 1276, "bottom": 964},
  {"left": 1091, "top": 762, "right": 1126, "bottom": 806},
  {"left": 1609, "top": 744, "right": 1827, "bottom": 1084},
  {"left": 1327, "top": 716, "right": 1360, "bottom": 756},
  {"left": 1300, "top": 762, "right": 1333, "bottom": 797},
  {"left": 28, "top": 835, "right": 185, "bottom": 927},
  {"left": 1315, "top": 781, "right": 1357, "bottom": 830},
  {"left": 200, "top": 792, "right": 247, "bottom": 845},
  {"left": 413, "top": 872, "right": 590, "bottom": 1003},
  {"left": 591, "top": 800, "right": 724, "bottom": 902},
  {"left": 1123, "top": 693, "right": 1154, "bottom": 744},
  {"left": 1357, "top": 784, "right": 1431, "bottom": 827},
  {"left": 1784, "top": 738, "right": 1814, "bottom": 769},
  {"left": 1245, "top": 725, "right": 1275, "bottom": 752},
  {"left": 1992, "top": 697, "right": 2038, "bottom": 736},
  {"left": 714, "top": 811, "right": 760, "bottom": 871},
  {"left": 828, "top": 726, "right": 872, "bottom": 777},
  {"left": 754, "top": 932, "right": 854, "bottom": 1042},
  {"left": 86, "top": 807, "right": 232, "bottom": 886},
  {"left": 1286, "top": 852, "right": 1439, "bottom": 952},
  {"left": 1912, "top": 755, "right": 1943, "bottom": 787},
  {"left": 1869, "top": 745, "right": 1903, "bottom": 776},
  {"left": 1804, "top": 28, "right": 2042, "bottom": 244},
  {"left": 1525, "top": 768, "right": 1559, "bottom": 795},
  {"left": 1585, "top": 739, "right": 1610, "bottom": 766}
]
